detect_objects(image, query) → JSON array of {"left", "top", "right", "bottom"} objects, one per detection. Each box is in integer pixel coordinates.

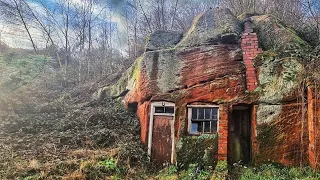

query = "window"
[
  {"left": 188, "top": 106, "right": 218, "bottom": 134},
  {"left": 154, "top": 106, "right": 174, "bottom": 114}
]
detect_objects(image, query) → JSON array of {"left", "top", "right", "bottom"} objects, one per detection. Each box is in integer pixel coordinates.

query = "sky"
[{"left": 0, "top": 0, "right": 132, "bottom": 50}]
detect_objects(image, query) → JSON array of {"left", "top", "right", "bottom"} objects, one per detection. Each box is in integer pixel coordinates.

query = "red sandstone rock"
[{"left": 105, "top": 10, "right": 318, "bottom": 168}]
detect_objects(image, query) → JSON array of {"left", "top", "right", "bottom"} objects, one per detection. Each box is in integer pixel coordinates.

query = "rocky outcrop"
[
  {"left": 101, "top": 8, "right": 319, "bottom": 168},
  {"left": 254, "top": 52, "right": 304, "bottom": 103},
  {"left": 106, "top": 8, "right": 244, "bottom": 107},
  {"left": 177, "top": 8, "right": 241, "bottom": 48},
  {"left": 146, "top": 30, "right": 183, "bottom": 51},
  {"left": 251, "top": 14, "right": 310, "bottom": 55}
]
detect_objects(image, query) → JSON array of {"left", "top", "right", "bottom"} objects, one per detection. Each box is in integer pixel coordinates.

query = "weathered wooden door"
[
  {"left": 228, "top": 107, "right": 251, "bottom": 164},
  {"left": 151, "top": 115, "right": 173, "bottom": 166}
]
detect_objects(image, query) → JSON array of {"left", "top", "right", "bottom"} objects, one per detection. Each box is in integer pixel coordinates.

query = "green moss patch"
[
  {"left": 107, "top": 55, "right": 144, "bottom": 97},
  {"left": 177, "top": 8, "right": 241, "bottom": 48},
  {"left": 255, "top": 51, "right": 303, "bottom": 103},
  {"left": 144, "top": 49, "right": 181, "bottom": 93},
  {"left": 176, "top": 134, "right": 218, "bottom": 169},
  {"left": 252, "top": 15, "right": 310, "bottom": 55}
]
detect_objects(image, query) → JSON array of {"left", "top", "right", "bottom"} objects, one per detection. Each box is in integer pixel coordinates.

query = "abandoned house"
[{"left": 102, "top": 8, "right": 320, "bottom": 168}]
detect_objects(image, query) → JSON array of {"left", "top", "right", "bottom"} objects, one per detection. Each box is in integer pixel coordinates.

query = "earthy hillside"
[{"left": 0, "top": 48, "right": 150, "bottom": 179}]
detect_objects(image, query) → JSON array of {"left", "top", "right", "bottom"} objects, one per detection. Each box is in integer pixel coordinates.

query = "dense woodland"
[{"left": 0, "top": 0, "right": 320, "bottom": 179}]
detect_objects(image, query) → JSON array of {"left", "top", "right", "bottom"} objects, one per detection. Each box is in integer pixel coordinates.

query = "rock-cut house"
[{"left": 104, "top": 8, "right": 320, "bottom": 168}]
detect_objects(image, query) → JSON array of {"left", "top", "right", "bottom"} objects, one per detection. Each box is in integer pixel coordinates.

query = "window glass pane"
[
  {"left": 189, "top": 106, "right": 219, "bottom": 135},
  {"left": 155, "top": 107, "right": 165, "bottom": 113},
  {"left": 191, "top": 122, "right": 200, "bottom": 134},
  {"left": 211, "top": 120, "right": 217, "bottom": 133},
  {"left": 198, "top": 108, "right": 205, "bottom": 119},
  {"left": 205, "top": 108, "right": 211, "bottom": 119},
  {"left": 204, "top": 122, "right": 211, "bottom": 133},
  {"left": 212, "top": 108, "right": 218, "bottom": 120},
  {"left": 197, "top": 121, "right": 203, "bottom": 133},
  {"left": 192, "top": 108, "right": 197, "bottom": 119},
  {"left": 165, "top": 107, "right": 174, "bottom": 114}
]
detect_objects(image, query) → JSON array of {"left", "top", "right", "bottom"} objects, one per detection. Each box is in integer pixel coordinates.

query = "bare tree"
[{"left": 5, "top": 0, "right": 38, "bottom": 52}]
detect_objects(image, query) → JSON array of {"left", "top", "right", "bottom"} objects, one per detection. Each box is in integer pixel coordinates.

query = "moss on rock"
[
  {"left": 107, "top": 55, "right": 144, "bottom": 97},
  {"left": 177, "top": 8, "right": 241, "bottom": 48},
  {"left": 144, "top": 49, "right": 181, "bottom": 93},
  {"left": 255, "top": 51, "right": 303, "bottom": 103},
  {"left": 146, "top": 30, "right": 183, "bottom": 51},
  {"left": 252, "top": 15, "right": 310, "bottom": 55}
]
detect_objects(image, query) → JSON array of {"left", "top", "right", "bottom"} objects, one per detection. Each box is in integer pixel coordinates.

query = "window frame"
[
  {"left": 187, "top": 104, "right": 219, "bottom": 135},
  {"left": 154, "top": 106, "right": 175, "bottom": 115}
]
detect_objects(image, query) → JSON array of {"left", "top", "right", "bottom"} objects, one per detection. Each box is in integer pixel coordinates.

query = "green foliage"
[
  {"left": 230, "top": 163, "right": 319, "bottom": 180},
  {"left": 99, "top": 158, "right": 117, "bottom": 170},
  {"left": 184, "top": 164, "right": 198, "bottom": 178},
  {"left": 176, "top": 134, "right": 218, "bottom": 169},
  {"left": 156, "top": 165, "right": 179, "bottom": 180},
  {"left": 215, "top": 160, "right": 228, "bottom": 172},
  {"left": 168, "top": 165, "right": 178, "bottom": 175},
  {"left": 179, "top": 164, "right": 212, "bottom": 180},
  {"left": 212, "top": 160, "right": 228, "bottom": 180},
  {"left": 197, "top": 169, "right": 211, "bottom": 179},
  {"left": 78, "top": 158, "right": 127, "bottom": 179},
  {"left": 80, "top": 161, "right": 108, "bottom": 179},
  {"left": 157, "top": 164, "right": 212, "bottom": 180},
  {"left": 23, "top": 174, "right": 40, "bottom": 180}
]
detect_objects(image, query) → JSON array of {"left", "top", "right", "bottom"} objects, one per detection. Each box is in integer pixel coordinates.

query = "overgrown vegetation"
[
  {"left": 230, "top": 163, "right": 319, "bottom": 180},
  {"left": 176, "top": 134, "right": 218, "bottom": 170},
  {"left": 156, "top": 164, "right": 213, "bottom": 180},
  {"left": 0, "top": 50, "right": 51, "bottom": 92},
  {"left": 0, "top": 51, "right": 149, "bottom": 178}
]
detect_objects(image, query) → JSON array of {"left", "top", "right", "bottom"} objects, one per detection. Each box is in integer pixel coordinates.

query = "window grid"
[{"left": 189, "top": 107, "right": 218, "bottom": 134}]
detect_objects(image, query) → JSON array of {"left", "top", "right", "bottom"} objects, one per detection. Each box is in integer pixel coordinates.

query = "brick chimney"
[{"left": 241, "top": 17, "right": 262, "bottom": 91}]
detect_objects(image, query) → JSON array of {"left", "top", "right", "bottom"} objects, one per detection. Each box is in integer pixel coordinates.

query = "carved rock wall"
[
  {"left": 254, "top": 103, "right": 309, "bottom": 166},
  {"left": 104, "top": 8, "right": 317, "bottom": 168}
]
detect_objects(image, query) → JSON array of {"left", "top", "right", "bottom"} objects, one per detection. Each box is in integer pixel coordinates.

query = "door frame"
[
  {"left": 148, "top": 101, "right": 175, "bottom": 164},
  {"left": 228, "top": 105, "right": 252, "bottom": 164}
]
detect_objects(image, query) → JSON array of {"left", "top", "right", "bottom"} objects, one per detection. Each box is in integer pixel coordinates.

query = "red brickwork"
[
  {"left": 218, "top": 104, "right": 229, "bottom": 160},
  {"left": 241, "top": 19, "right": 262, "bottom": 91}
]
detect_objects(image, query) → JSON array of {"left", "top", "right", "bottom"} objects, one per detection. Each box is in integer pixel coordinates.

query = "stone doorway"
[{"left": 228, "top": 105, "right": 252, "bottom": 164}]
